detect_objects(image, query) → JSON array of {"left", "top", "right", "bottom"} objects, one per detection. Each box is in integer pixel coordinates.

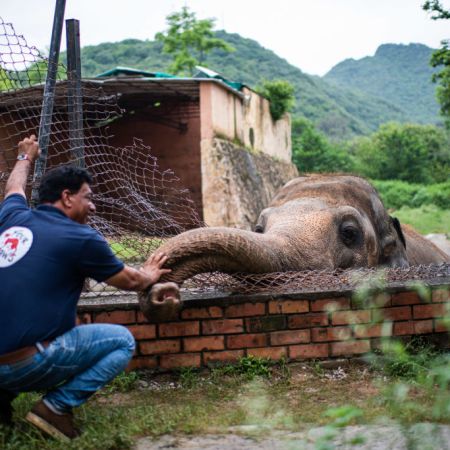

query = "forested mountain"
[
  {"left": 75, "top": 32, "right": 440, "bottom": 140},
  {"left": 324, "top": 43, "right": 440, "bottom": 125}
]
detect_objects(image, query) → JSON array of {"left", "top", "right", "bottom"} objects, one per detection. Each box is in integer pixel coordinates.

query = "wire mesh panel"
[{"left": 0, "top": 17, "right": 203, "bottom": 295}]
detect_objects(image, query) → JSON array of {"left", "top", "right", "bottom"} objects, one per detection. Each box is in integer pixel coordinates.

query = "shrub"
[
  {"left": 256, "top": 79, "right": 295, "bottom": 121},
  {"left": 373, "top": 179, "right": 450, "bottom": 209},
  {"left": 352, "top": 122, "right": 450, "bottom": 183}
]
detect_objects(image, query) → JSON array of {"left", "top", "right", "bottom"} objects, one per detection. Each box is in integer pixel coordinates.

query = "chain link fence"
[
  {"left": 183, "top": 264, "right": 450, "bottom": 296},
  {"left": 1, "top": 17, "right": 448, "bottom": 300}
]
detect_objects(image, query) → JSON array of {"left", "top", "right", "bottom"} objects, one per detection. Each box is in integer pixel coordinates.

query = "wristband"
[{"left": 17, "top": 153, "right": 31, "bottom": 161}]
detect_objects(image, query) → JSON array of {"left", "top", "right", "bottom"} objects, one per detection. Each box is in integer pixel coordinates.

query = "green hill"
[
  {"left": 75, "top": 33, "right": 439, "bottom": 140},
  {"left": 324, "top": 43, "right": 440, "bottom": 125}
]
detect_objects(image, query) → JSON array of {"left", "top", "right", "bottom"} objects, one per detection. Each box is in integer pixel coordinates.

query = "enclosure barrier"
[{"left": 77, "top": 280, "right": 450, "bottom": 371}]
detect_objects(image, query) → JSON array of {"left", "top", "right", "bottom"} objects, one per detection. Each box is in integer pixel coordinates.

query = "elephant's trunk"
[{"left": 156, "top": 227, "right": 287, "bottom": 284}]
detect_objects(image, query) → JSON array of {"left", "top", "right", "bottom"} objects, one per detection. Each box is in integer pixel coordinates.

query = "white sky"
[{"left": 2, "top": 0, "right": 449, "bottom": 76}]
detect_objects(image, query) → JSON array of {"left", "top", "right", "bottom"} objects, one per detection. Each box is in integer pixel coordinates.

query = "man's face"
[{"left": 67, "top": 182, "right": 96, "bottom": 224}]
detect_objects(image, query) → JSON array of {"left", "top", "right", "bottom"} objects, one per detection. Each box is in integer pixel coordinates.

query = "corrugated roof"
[{"left": 85, "top": 76, "right": 245, "bottom": 100}]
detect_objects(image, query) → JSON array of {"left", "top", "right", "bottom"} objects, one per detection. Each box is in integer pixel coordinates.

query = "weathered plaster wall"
[
  {"left": 200, "top": 82, "right": 291, "bottom": 163},
  {"left": 201, "top": 138, "right": 298, "bottom": 229}
]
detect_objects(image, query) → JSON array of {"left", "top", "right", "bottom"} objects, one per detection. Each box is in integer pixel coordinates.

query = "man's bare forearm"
[
  {"left": 5, "top": 161, "right": 33, "bottom": 198},
  {"left": 105, "top": 253, "right": 171, "bottom": 291},
  {"left": 105, "top": 266, "right": 155, "bottom": 291}
]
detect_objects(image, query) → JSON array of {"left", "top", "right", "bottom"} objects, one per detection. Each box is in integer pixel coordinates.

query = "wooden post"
[
  {"left": 66, "top": 19, "right": 85, "bottom": 168},
  {"left": 31, "top": 0, "right": 66, "bottom": 205}
]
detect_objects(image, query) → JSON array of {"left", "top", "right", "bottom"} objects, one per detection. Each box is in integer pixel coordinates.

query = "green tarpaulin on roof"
[
  {"left": 95, "top": 66, "right": 244, "bottom": 92},
  {"left": 95, "top": 67, "right": 175, "bottom": 78}
]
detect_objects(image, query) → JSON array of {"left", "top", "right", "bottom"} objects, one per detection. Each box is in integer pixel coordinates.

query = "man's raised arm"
[{"left": 5, "top": 135, "right": 41, "bottom": 198}]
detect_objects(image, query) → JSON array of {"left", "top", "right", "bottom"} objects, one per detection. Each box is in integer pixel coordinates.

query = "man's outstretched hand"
[{"left": 140, "top": 252, "right": 172, "bottom": 286}]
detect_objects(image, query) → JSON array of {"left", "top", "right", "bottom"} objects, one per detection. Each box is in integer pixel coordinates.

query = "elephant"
[{"left": 138, "top": 174, "right": 449, "bottom": 321}]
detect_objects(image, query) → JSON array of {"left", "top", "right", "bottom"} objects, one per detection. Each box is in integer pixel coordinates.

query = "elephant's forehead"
[
  {"left": 266, "top": 199, "right": 338, "bottom": 232},
  {"left": 275, "top": 198, "right": 334, "bottom": 212}
]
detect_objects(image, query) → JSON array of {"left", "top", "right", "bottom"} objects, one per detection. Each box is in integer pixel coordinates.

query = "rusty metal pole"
[
  {"left": 31, "top": 0, "right": 66, "bottom": 205},
  {"left": 66, "top": 19, "right": 85, "bottom": 168}
]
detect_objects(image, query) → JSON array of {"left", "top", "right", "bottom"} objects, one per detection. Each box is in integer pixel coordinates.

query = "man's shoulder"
[
  {"left": 0, "top": 193, "right": 28, "bottom": 209},
  {"left": 0, "top": 193, "right": 29, "bottom": 221}
]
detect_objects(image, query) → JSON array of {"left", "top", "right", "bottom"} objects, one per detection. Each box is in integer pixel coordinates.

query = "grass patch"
[
  {"left": 108, "top": 236, "right": 165, "bottom": 263},
  {"left": 1, "top": 358, "right": 448, "bottom": 449},
  {"left": 391, "top": 204, "right": 450, "bottom": 235}
]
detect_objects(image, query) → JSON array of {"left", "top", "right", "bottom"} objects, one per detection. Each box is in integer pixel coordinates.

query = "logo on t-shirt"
[{"left": 0, "top": 226, "right": 33, "bottom": 267}]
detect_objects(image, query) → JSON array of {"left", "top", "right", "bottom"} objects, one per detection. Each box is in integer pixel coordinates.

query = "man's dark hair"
[{"left": 38, "top": 166, "right": 93, "bottom": 204}]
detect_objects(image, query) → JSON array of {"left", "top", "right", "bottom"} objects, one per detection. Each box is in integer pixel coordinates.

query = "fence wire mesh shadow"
[{"left": 0, "top": 17, "right": 202, "bottom": 296}]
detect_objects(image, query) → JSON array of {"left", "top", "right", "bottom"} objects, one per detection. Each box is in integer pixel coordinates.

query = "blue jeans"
[{"left": 0, "top": 324, "right": 135, "bottom": 413}]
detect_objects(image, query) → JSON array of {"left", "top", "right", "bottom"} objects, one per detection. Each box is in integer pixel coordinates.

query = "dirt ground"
[{"left": 135, "top": 424, "right": 450, "bottom": 450}]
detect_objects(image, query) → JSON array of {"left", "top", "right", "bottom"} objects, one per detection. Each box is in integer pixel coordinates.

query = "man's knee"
[{"left": 104, "top": 324, "right": 135, "bottom": 354}]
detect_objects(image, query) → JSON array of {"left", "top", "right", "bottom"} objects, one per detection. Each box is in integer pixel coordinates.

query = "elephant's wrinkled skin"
[{"left": 139, "top": 174, "right": 449, "bottom": 321}]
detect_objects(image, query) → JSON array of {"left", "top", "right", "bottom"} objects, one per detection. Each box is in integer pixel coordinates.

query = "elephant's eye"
[
  {"left": 254, "top": 224, "right": 264, "bottom": 233},
  {"left": 340, "top": 224, "right": 360, "bottom": 246}
]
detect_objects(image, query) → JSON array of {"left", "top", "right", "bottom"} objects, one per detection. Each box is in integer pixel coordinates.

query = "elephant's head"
[{"left": 139, "top": 175, "right": 409, "bottom": 321}]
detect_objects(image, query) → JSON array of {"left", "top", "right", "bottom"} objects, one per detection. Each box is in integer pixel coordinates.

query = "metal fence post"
[
  {"left": 66, "top": 19, "right": 84, "bottom": 168},
  {"left": 31, "top": 0, "right": 66, "bottom": 205}
]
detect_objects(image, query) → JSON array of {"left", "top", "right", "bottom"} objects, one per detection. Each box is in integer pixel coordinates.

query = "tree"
[
  {"left": 352, "top": 122, "right": 450, "bottom": 183},
  {"left": 155, "top": 6, "right": 234, "bottom": 76},
  {"left": 256, "top": 80, "right": 295, "bottom": 121},
  {"left": 291, "top": 117, "right": 354, "bottom": 173},
  {"left": 423, "top": 0, "right": 450, "bottom": 126}
]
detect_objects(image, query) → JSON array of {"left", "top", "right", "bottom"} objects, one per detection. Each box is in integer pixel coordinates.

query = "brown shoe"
[{"left": 25, "top": 400, "right": 80, "bottom": 441}]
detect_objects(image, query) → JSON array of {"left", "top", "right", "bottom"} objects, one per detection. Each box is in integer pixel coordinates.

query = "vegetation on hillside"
[
  {"left": 73, "top": 34, "right": 439, "bottom": 141},
  {"left": 324, "top": 43, "right": 440, "bottom": 125}
]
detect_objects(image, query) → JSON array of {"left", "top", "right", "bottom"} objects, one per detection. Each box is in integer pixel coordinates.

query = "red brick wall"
[{"left": 77, "top": 285, "right": 450, "bottom": 371}]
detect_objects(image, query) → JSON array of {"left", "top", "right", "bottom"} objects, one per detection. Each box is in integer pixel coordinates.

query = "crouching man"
[{"left": 0, "top": 135, "right": 170, "bottom": 441}]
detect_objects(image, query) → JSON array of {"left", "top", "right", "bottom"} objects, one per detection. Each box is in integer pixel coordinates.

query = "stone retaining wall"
[{"left": 78, "top": 281, "right": 450, "bottom": 371}]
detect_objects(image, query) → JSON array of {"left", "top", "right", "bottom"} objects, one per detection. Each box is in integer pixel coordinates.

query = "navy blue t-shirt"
[{"left": 0, "top": 194, "right": 124, "bottom": 354}]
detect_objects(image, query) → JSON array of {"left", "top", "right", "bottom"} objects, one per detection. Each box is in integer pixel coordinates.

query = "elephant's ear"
[
  {"left": 379, "top": 216, "right": 408, "bottom": 268},
  {"left": 254, "top": 207, "right": 272, "bottom": 233},
  {"left": 390, "top": 216, "right": 406, "bottom": 248}
]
